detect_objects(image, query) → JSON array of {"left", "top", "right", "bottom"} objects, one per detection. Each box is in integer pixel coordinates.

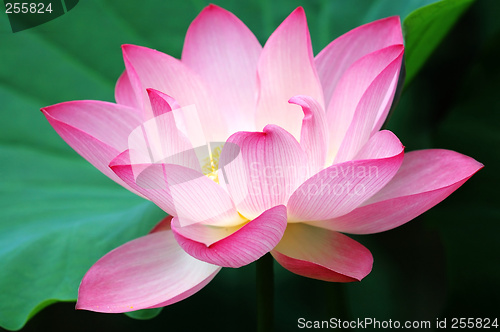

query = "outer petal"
[
  {"left": 325, "top": 45, "right": 404, "bottom": 164},
  {"left": 289, "top": 95, "right": 328, "bottom": 174},
  {"left": 122, "top": 44, "right": 227, "bottom": 141},
  {"left": 41, "top": 101, "right": 143, "bottom": 193},
  {"left": 182, "top": 4, "right": 262, "bottom": 133},
  {"left": 334, "top": 48, "right": 403, "bottom": 163},
  {"left": 219, "top": 125, "right": 308, "bottom": 220},
  {"left": 271, "top": 223, "right": 373, "bottom": 282},
  {"left": 115, "top": 59, "right": 143, "bottom": 111},
  {"left": 287, "top": 131, "right": 404, "bottom": 222},
  {"left": 309, "top": 149, "right": 483, "bottom": 234},
  {"left": 172, "top": 205, "right": 287, "bottom": 268},
  {"left": 76, "top": 223, "right": 221, "bottom": 313},
  {"left": 110, "top": 152, "right": 239, "bottom": 227},
  {"left": 315, "top": 16, "right": 403, "bottom": 107},
  {"left": 42, "top": 101, "right": 141, "bottom": 151},
  {"left": 255, "top": 7, "right": 324, "bottom": 140}
]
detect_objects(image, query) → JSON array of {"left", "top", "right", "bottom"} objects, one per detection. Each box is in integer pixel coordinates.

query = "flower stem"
[{"left": 256, "top": 253, "right": 274, "bottom": 332}]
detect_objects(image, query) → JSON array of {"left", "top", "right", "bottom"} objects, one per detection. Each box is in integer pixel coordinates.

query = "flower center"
[{"left": 201, "top": 145, "right": 223, "bottom": 183}]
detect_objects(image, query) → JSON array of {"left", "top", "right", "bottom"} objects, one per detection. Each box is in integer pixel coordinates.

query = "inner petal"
[{"left": 172, "top": 213, "right": 249, "bottom": 246}]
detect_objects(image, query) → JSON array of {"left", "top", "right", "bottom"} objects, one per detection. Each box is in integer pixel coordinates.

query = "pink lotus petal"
[
  {"left": 149, "top": 215, "right": 172, "bottom": 233},
  {"left": 77, "top": 226, "right": 221, "bottom": 313},
  {"left": 42, "top": 115, "right": 119, "bottom": 184},
  {"left": 42, "top": 100, "right": 141, "bottom": 151},
  {"left": 315, "top": 16, "right": 403, "bottom": 107},
  {"left": 171, "top": 215, "right": 246, "bottom": 246},
  {"left": 353, "top": 130, "right": 406, "bottom": 160},
  {"left": 111, "top": 152, "right": 239, "bottom": 227},
  {"left": 326, "top": 45, "right": 404, "bottom": 164},
  {"left": 271, "top": 223, "right": 373, "bottom": 282},
  {"left": 38, "top": 5, "right": 482, "bottom": 303},
  {"left": 41, "top": 101, "right": 143, "bottom": 194},
  {"left": 255, "top": 7, "right": 324, "bottom": 140},
  {"left": 126, "top": 89, "right": 200, "bottom": 171},
  {"left": 309, "top": 149, "right": 483, "bottom": 234},
  {"left": 147, "top": 88, "right": 181, "bottom": 116},
  {"left": 172, "top": 205, "right": 287, "bottom": 268},
  {"left": 334, "top": 49, "right": 403, "bottom": 163},
  {"left": 289, "top": 95, "right": 329, "bottom": 174},
  {"left": 147, "top": 88, "right": 173, "bottom": 116},
  {"left": 182, "top": 4, "right": 262, "bottom": 133},
  {"left": 219, "top": 125, "right": 308, "bottom": 220},
  {"left": 122, "top": 44, "right": 227, "bottom": 142},
  {"left": 287, "top": 130, "right": 404, "bottom": 221},
  {"left": 110, "top": 153, "right": 175, "bottom": 213},
  {"left": 145, "top": 216, "right": 219, "bottom": 309},
  {"left": 115, "top": 62, "right": 143, "bottom": 112}
]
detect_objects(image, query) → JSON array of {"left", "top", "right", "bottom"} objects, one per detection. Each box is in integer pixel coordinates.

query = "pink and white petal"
[
  {"left": 126, "top": 89, "right": 200, "bottom": 171},
  {"left": 370, "top": 74, "right": 400, "bottom": 135},
  {"left": 41, "top": 117, "right": 126, "bottom": 191},
  {"left": 172, "top": 205, "right": 287, "bottom": 268},
  {"left": 145, "top": 216, "right": 220, "bottom": 309},
  {"left": 122, "top": 44, "right": 227, "bottom": 142},
  {"left": 353, "top": 130, "right": 405, "bottom": 161},
  {"left": 41, "top": 103, "right": 144, "bottom": 195},
  {"left": 289, "top": 95, "right": 328, "bottom": 173},
  {"left": 271, "top": 223, "right": 373, "bottom": 282},
  {"left": 111, "top": 152, "right": 238, "bottom": 226},
  {"left": 161, "top": 164, "right": 239, "bottom": 227},
  {"left": 219, "top": 125, "right": 308, "bottom": 220},
  {"left": 182, "top": 4, "right": 262, "bottom": 133},
  {"left": 171, "top": 215, "right": 247, "bottom": 247},
  {"left": 365, "top": 149, "right": 482, "bottom": 202},
  {"left": 255, "top": 7, "right": 324, "bottom": 140},
  {"left": 149, "top": 215, "right": 173, "bottom": 233},
  {"left": 315, "top": 16, "right": 403, "bottom": 107},
  {"left": 147, "top": 88, "right": 181, "bottom": 117},
  {"left": 287, "top": 131, "right": 404, "bottom": 222},
  {"left": 309, "top": 149, "right": 483, "bottom": 234},
  {"left": 76, "top": 229, "right": 221, "bottom": 313},
  {"left": 42, "top": 100, "right": 142, "bottom": 152},
  {"left": 326, "top": 45, "right": 404, "bottom": 164},
  {"left": 115, "top": 66, "right": 143, "bottom": 111},
  {"left": 110, "top": 158, "right": 174, "bottom": 214},
  {"left": 334, "top": 51, "right": 403, "bottom": 163}
]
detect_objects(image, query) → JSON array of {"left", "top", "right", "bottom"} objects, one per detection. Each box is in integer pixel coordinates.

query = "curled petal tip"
[
  {"left": 120, "top": 44, "right": 133, "bottom": 52},
  {"left": 206, "top": 3, "right": 222, "bottom": 11},
  {"left": 145, "top": 87, "right": 160, "bottom": 97},
  {"left": 293, "top": 6, "right": 305, "bottom": 15},
  {"left": 390, "top": 15, "right": 401, "bottom": 24},
  {"left": 287, "top": 95, "right": 306, "bottom": 106}
]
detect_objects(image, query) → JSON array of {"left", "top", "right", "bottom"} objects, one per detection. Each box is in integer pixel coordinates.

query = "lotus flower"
[{"left": 41, "top": 5, "right": 482, "bottom": 313}]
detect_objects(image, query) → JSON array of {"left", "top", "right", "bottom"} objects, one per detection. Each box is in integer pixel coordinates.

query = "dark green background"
[{"left": 0, "top": 0, "right": 498, "bottom": 331}]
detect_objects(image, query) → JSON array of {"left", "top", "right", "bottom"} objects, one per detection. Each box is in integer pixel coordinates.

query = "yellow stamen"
[{"left": 202, "top": 145, "right": 223, "bottom": 183}]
